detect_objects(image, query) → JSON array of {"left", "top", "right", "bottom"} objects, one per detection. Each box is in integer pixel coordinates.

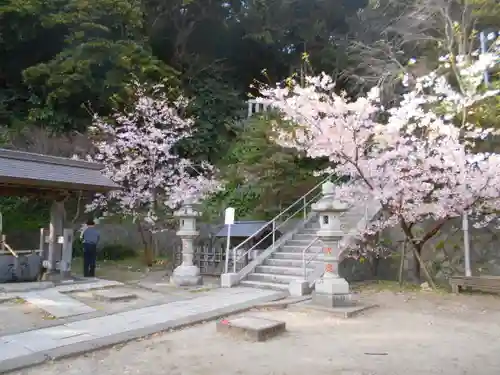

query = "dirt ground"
[
  {"left": 71, "top": 257, "right": 164, "bottom": 283},
  {"left": 10, "top": 288, "right": 500, "bottom": 375},
  {"left": 0, "top": 300, "right": 48, "bottom": 332}
]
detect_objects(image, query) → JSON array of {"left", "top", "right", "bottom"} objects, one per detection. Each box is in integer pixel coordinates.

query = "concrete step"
[
  {"left": 246, "top": 273, "right": 298, "bottom": 285},
  {"left": 240, "top": 280, "right": 289, "bottom": 291},
  {"left": 301, "top": 228, "right": 321, "bottom": 233},
  {"left": 292, "top": 232, "right": 318, "bottom": 239},
  {"left": 280, "top": 245, "right": 322, "bottom": 253},
  {"left": 264, "top": 258, "right": 322, "bottom": 267},
  {"left": 271, "top": 252, "right": 324, "bottom": 260},
  {"left": 255, "top": 265, "right": 313, "bottom": 277},
  {"left": 286, "top": 239, "right": 319, "bottom": 246}
]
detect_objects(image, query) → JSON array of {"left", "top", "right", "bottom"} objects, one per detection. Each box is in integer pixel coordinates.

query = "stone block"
[
  {"left": 19, "top": 290, "right": 95, "bottom": 318},
  {"left": 92, "top": 289, "right": 138, "bottom": 302},
  {"left": 0, "top": 281, "right": 54, "bottom": 293},
  {"left": 220, "top": 273, "right": 239, "bottom": 288},
  {"left": 171, "top": 265, "right": 202, "bottom": 287},
  {"left": 312, "top": 291, "right": 353, "bottom": 308},
  {"left": 0, "top": 254, "right": 42, "bottom": 283},
  {"left": 288, "top": 279, "right": 311, "bottom": 296},
  {"left": 216, "top": 316, "right": 286, "bottom": 342},
  {"left": 315, "top": 277, "right": 350, "bottom": 295}
]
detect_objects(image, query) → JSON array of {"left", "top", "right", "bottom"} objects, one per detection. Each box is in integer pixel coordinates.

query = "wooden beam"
[
  {"left": 0, "top": 185, "right": 68, "bottom": 198},
  {"left": 0, "top": 185, "right": 95, "bottom": 199}
]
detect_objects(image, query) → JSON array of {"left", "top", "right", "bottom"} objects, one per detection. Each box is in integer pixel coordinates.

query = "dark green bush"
[
  {"left": 98, "top": 244, "right": 137, "bottom": 261},
  {"left": 72, "top": 238, "right": 136, "bottom": 261}
]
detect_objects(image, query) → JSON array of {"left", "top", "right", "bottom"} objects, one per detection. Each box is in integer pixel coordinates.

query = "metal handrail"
[
  {"left": 301, "top": 237, "right": 319, "bottom": 279},
  {"left": 228, "top": 173, "right": 338, "bottom": 273}
]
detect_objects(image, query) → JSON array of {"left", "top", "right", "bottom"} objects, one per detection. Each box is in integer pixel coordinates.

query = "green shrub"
[
  {"left": 98, "top": 244, "right": 137, "bottom": 261},
  {"left": 72, "top": 238, "right": 136, "bottom": 261}
]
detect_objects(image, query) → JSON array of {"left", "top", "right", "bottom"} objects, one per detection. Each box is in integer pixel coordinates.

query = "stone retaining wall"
[{"left": 3, "top": 217, "right": 499, "bottom": 282}]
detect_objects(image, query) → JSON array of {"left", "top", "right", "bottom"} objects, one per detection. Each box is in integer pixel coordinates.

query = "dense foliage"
[{"left": 0, "top": 0, "right": 498, "bottom": 248}]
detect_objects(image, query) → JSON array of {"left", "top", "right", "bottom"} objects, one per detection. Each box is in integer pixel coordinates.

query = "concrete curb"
[
  {"left": 289, "top": 301, "right": 380, "bottom": 319},
  {"left": 0, "top": 295, "right": 194, "bottom": 337},
  {"left": 253, "top": 296, "right": 311, "bottom": 310},
  {"left": 0, "top": 291, "right": 286, "bottom": 374}
]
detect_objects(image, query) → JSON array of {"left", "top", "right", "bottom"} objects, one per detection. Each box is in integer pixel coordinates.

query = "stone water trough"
[{"left": 0, "top": 252, "right": 42, "bottom": 283}]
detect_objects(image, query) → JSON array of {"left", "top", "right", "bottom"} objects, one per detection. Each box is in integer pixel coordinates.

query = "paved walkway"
[
  {"left": 19, "top": 289, "right": 95, "bottom": 318},
  {"left": 0, "top": 287, "right": 284, "bottom": 373},
  {"left": 1, "top": 279, "right": 124, "bottom": 318}
]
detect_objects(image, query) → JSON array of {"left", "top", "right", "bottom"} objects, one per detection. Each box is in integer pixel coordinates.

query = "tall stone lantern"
[
  {"left": 311, "top": 181, "right": 352, "bottom": 307},
  {"left": 171, "top": 202, "right": 202, "bottom": 286}
]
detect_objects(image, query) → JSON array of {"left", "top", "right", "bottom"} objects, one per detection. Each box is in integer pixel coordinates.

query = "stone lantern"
[
  {"left": 171, "top": 202, "right": 202, "bottom": 286},
  {"left": 311, "top": 180, "right": 352, "bottom": 307}
]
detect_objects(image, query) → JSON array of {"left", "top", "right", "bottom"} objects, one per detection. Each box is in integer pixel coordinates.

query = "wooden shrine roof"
[{"left": 0, "top": 148, "right": 120, "bottom": 196}]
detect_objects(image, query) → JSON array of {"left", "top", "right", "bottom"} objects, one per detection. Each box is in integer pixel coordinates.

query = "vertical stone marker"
[
  {"left": 305, "top": 182, "right": 378, "bottom": 317},
  {"left": 60, "top": 228, "right": 74, "bottom": 278},
  {"left": 311, "top": 181, "right": 352, "bottom": 307},
  {"left": 171, "top": 202, "right": 203, "bottom": 286}
]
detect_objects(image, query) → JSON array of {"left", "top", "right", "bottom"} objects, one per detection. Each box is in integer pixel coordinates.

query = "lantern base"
[
  {"left": 315, "top": 276, "right": 349, "bottom": 295},
  {"left": 171, "top": 264, "right": 203, "bottom": 287},
  {"left": 313, "top": 276, "right": 353, "bottom": 307},
  {"left": 312, "top": 291, "right": 354, "bottom": 308}
]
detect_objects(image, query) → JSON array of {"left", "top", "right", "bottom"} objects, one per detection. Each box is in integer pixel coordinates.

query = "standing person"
[{"left": 81, "top": 219, "right": 100, "bottom": 277}]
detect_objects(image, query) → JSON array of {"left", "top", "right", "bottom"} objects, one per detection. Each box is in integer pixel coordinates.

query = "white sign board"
[
  {"left": 224, "top": 207, "right": 235, "bottom": 225},
  {"left": 224, "top": 207, "right": 235, "bottom": 273}
]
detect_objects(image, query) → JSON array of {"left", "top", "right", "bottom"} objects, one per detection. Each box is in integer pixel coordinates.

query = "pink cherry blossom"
[
  {"left": 258, "top": 39, "right": 500, "bottom": 252},
  {"left": 86, "top": 82, "right": 220, "bottom": 224}
]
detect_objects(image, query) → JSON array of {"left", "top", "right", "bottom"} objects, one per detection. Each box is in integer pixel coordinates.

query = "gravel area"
[{"left": 9, "top": 290, "right": 500, "bottom": 375}]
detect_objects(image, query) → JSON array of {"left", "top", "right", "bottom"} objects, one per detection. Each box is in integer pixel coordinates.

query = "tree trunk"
[
  {"left": 412, "top": 245, "right": 437, "bottom": 290},
  {"left": 398, "top": 240, "right": 407, "bottom": 286},
  {"left": 136, "top": 221, "right": 153, "bottom": 267},
  {"left": 411, "top": 245, "right": 422, "bottom": 283},
  {"left": 369, "top": 254, "right": 380, "bottom": 280}
]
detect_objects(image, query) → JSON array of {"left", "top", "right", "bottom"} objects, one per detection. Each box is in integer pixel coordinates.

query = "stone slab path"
[
  {"left": 18, "top": 290, "right": 95, "bottom": 318},
  {"left": 1, "top": 279, "right": 124, "bottom": 319},
  {"left": 0, "top": 287, "right": 284, "bottom": 373}
]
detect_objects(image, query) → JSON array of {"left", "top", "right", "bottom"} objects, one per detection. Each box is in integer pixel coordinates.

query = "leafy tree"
[
  {"left": 87, "top": 81, "right": 219, "bottom": 264},
  {"left": 0, "top": 0, "right": 178, "bottom": 131},
  {"left": 180, "top": 70, "right": 247, "bottom": 162},
  {"left": 259, "top": 43, "right": 499, "bottom": 283},
  {"left": 204, "top": 114, "right": 326, "bottom": 221}
]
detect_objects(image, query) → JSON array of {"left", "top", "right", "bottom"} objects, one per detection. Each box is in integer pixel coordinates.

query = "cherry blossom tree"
[
  {"left": 258, "top": 37, "right": 500, "bottom": 283},
  {"left": 86, "top": 82, "right": 220, "bottom": 263}
]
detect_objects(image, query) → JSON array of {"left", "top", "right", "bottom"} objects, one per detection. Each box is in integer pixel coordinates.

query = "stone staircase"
[
  {"left": 239, "top": 202, "right": 372, "bottom": 291},
  {"left": 240, "top": 217, "right": 321, "bottom": 290}
]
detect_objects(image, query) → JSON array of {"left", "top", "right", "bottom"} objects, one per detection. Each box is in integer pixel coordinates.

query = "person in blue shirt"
[{"left": 80, "top": 219, "right": 100, "bottom": 277}]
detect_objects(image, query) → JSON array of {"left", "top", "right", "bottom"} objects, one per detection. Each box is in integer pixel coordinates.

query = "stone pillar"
[
  {"left": 311, "top": 181, "right": 352, "bottom": 307},
  {"left": 47, "top": 200, "right": 65, "bottom": 274},
  {"left": 60, "top": 228, "right": 74, "bottom": 278},
  {"left": 171, "top": 203, "right": 202, "bottom": 286}
]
